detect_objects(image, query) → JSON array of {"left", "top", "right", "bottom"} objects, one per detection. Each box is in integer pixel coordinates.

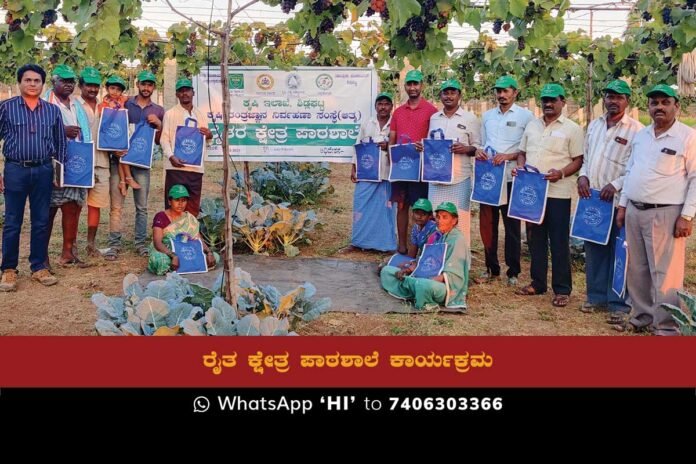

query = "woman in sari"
[
  {"left": 380, "top": 202, "right": 469, "bottom": 310},
  {"left": 148, "top": 184, "right": 217, "bottom": 275}
]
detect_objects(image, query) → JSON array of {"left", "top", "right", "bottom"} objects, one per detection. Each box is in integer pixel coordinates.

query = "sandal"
[
  {"left": 606, "top": 312, "right": 628, "bottom": 325},
  {"left": 515, "top": 284, "right": 542, "bottom": 296},
  {"left": 101, "top": 248, "right": 118, "bottom": 261},
  {"left": 611, "top": 320, "right": 648, "bottom": 333},
  {"left": 552, "top": 294, "right": 570, "bottom": 307}
]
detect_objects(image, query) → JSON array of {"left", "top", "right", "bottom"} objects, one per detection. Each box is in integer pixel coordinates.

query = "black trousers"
[
  {"left": 527, "top": 198, "right": 572, "bottom": 295},
  {"left": 479, "top": 182, "right": 521, "bottom": 277}
]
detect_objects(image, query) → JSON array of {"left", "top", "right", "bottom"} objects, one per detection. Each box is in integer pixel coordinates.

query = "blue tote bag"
[
  {"left": 170, "top": 233, "right": 208, "bottom": 274},
  {"left": 61, "top": 139, "right": 95, "bottom": 188},
  {"left": 387, "top": 253, "right": 414, "bottom": 268},
  {"left": 354, "top": 138, "right": 381, "bottom": 182},
  {"left": 121, "top": 121, "right": 156, "bottom": 169},
  {"left": 412, "top": 242, "right": 448, "bottom": 279},
  {"left": 507, "top": 165, "right": 549, "bottom": 224},
  {"left": 388, "top": 135, "right": 421, "bottom": 182},
  {"left": 422, "top": 129, "right": 454, "bottom": 183},
  {"left": 471, "top": 147, "right": 507, "bottom": 206},
  {"left": 612, "top": 227, "right": 628, "bottom": 298},
  {"left": 174, "top": 118, "right": 204, "bottom": 168},
  {"left": 97, "top": 107, "right": 129, "bottom": 151},
  {"left": 570, "top": 188, "right": 614, "bottom": 245}
]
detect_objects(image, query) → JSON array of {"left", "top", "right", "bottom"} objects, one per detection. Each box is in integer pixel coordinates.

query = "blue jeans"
[
  {"left": 1, "top": 162, "right": 53, "bottom": 272},
  {"left": 108, "top": 159, "right": 150, "bottom": 249},
  {"left": 584, "top": 208, "right": 630, "bottom": 313}
]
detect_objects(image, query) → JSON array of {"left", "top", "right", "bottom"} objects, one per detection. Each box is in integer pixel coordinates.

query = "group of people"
[
  {"left": 0, "top": 63, "right": 215, "bottom": 293},
  {"left": 352, "top": 72, "right": 694, "bottom": 336}
]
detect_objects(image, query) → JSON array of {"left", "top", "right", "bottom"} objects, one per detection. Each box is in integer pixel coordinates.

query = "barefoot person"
[
  {"left": 0, "top": 64, "right": 66, "bottom": 291},
  {"left": 148, "top": 185, "right": 217, "bottom": 275}
]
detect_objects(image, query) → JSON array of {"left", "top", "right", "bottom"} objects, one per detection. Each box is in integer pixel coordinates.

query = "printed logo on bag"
[
  {"left": 66, "top": 154, "right": 87, "bottom": 174},
  {"left": 429, "top": 152, "right": 446, "bottom": 170},
  {"left": 398, "top": 155, "right": 414, "bottom": 170},
  {"left": 582, "top": 206, "right": 603, "bottom": 226},
  {"left": 180, "top": 138, "right": 198, "bottom": 155},
  {"left": 519, "top": 185, "right": 538, "bottom": 206},
  {"left": 131, "top": 137, "right": 147, "bottom": 153},
  {"left": 480, "top": 172, "right": 497, "bottom": 191},
  {"left": 106, "top": 123, "right": 123, "bottom": 139},
  {"left": 180, "top": 246, "right": 196, "bottom": 261},
  {"left": 286, "top": 73, "right": 301, "bottom": 89},
  {"left": 315, "top": 73, "right": 333, "bottom": 90},
  {"left": 360, "top": 153, "right": 375, "bottom": 169},
  {"left": 256, "top": 74, "right": 274, "bottom": 90},
  {"left": 421, "top": 256, "right": 439, "bottom": 272}
]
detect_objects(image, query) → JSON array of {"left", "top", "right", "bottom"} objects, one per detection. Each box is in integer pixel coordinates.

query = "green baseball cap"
[
  {"left": 137, "top": 70, "right": 157, "bottom": 83},
  {"left": 493, "top": 76, "right": 519, "bottom": 90},
  {"left": 80, "top": 67, "right": 101, "bottom": 85},
  {"left": 405, "top": 69, "right": 423, "bottom": 83},
  {"left": 375, "top": 91, "right": 393, "bottom": 102},
  {"left": 53, "top": 64, "right": 77, "bottom": 79},
  {"left": 603, "top": 79, "right": 631, "bottom": 96},
  {"left": 412, "top": 198, "right": 433, "bottom": 213},
  {"left": 435, "top": 201, "right": 458, "bottom": 216},
  {"left": 105, "top": 75, "right": 127, "bottom": 89},
  {"left": 540, "top": 83, "right": 566, "bottom": 99},
  {"left": 168, "top": 184, "right": 190, "bottom": 199},
  {"left": 646, "top": 83, "right": 679, "bottom": 100},
  {"left": 175, "top": 78, "right": 193, "bottom": 90},
  {"left": 440, "top": 79, "right": 462, "bottom": 92}
]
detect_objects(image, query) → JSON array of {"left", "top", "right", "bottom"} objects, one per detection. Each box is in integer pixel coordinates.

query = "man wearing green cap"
[
  {"left": 615, "top": 84, "right": 696, "bottom": 335},
  {"left": 578, "top": 79, "right": 643, "bottom": 318},
  {"left": 109, "top": 69, "right": 165, "bottom": 256},
  {"left": 389, "top": 69, "right": 438, "bottom": 254},
  {"left": 43, "top": 63, "right": 95, "bottom": 270},
  {"left": 476, "top": 76, "right": 534, "bottom": 285},
  {"left": 380, "top": 201, "right": 469, "bottom": 310},
  {"left": 346, "top": 91, "right": 397, "bottom": 252},
  {"left": 160, "top": 78, "right": 212, "bottom": 217},
  {"left": 514, "top": 83, "right": 584, "bottom": 307},
  {"left": 424, "top": 78, "right": 480, "bottom": 248}
]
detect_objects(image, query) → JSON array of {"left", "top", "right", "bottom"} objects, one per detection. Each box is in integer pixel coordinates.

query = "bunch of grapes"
[
  {"left": 304, "top": 33, "right": 321, "bottom": 52},
  {"left": 558, "top": 45, "right": 569, "bottom": 59},
  {"left": 350, "top": 0, "right": 362, "bottom": 5},
  {"left": 657, "top": 34, "right": 676, "bottom": 51},
  {"left": 380, "top": 7, "right": 389, "bottom": 20},
  {"left": 612, "top": 69, "right": 622, "bottom": 79},
  {"left": 503, "top": 22, "right": 511, "bottom": 32},
  {"left": 663, "top": 56, "right": 671, "bottom": 65},
  {"left": 145, "top": 42, "right": 159, "bottom": 62},
  {"left": 253, "top": 31, "right": 266, "bottom": 47},
  {"left": 369, "top": 0, "right": 385, "bottom": 13},
  {"left": 661, "top": 7, "right": 672, "bottom": 25},
  {"left": 366, "top": 7, "right": 375, "bottom": 16},
  {"left": 311, "top": 0, "right": 332, "bottom": 15},
  {"left": 273, "top": 33, "right": 282, "bottom": 48},
  {"left": 186, "top": 44, "right": 196, "bottom": 57},
  {"left": 492, "top": 19, "right": 503, "bottom": 34},
  {"left": 586, "top": 52, "right": 594, "bottom": 63},
  {"left": 267, "top": 52, "right": 275, "bottom": 61},
  {"left": 641, "top": 11, "right": 652, "bottom": 21},
  {"left": 388, "top": 47, "right": 396, "bottom": 59},
  {"left": 607, "top": 52, "right": 615, "bottom": 65},
  {"left": 640, "top": 76, "right": 648, "bottom": 85},
  {"left": 517, "top": 36, "right": 525, "bottom": 50},
  {"left": 319, "top": 17, "right": 335, "bottom": 33},
  {"left": 280, "top": 0, "right": 297, "bottom": 14},
  {"left": 41, "top": 9, "right": 57, "bottom": 28},
  {"left": 436, "top": 16, "right": 447, "bottom": 29}
]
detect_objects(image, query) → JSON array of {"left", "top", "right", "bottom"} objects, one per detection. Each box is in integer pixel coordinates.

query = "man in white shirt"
[
  {"left": 424, "top": 79, "right": 481, "bottom": 246},
  {"left": 477, "top": 76, "right": 534, "bottom": 286},
  {"left": 616, "top": 84, "right": 696, "bottom": 335},
  {"left": 160, "top": 78, "right": 213, "bottom": 217},
  {"left": 346, "top": 92, "right": 396, "bottom": 252},
  {"left": 577, "top": 79, "right": 643, "bottom": 319}
]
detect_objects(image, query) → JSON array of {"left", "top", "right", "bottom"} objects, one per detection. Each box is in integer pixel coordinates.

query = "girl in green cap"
[{"left": 99, "top": 76, "right": 140, "bottom": 196}]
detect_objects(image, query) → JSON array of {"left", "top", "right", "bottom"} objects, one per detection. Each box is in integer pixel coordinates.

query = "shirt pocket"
[
  {"left": 543, "top": 133, "right": 567, "bottom": 154},
  {"left": 652, "top": 152, "right": 683, "bottom": 176},
  {"left": 499, "top": 124, "right": 525, "bottom": 145}
]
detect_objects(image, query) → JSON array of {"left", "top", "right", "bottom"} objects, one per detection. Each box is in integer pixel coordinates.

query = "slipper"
[
  {"left": 58, "top": 257, "right": 90, "bottom": 268},
  {"left": 611, "top": 321, "right": 647, "bottom": 333},
  {"left": 552, "top": 294, "right": 570, "bottom": 307},
  {"left": 515, "top": 284, "right": 542, "bottom": 296},
  {"left": 606, "top": 313, "right": 628, "bottom": 325},
  {"left": 337, "top": 245, "right": 359, "bottom": 254},
  {"left": 100, "top": 248, "right": 118, "bottom": 261}
]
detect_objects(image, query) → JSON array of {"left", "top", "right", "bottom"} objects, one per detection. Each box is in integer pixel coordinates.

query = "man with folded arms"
[
  {"left": 0, "top": 64, "right": 66, "bottom": 291},
  {"left": 577, "top": 79, "right": 643, "bottom": 320},
  {"left": 615, "top": 84, "right": 696, "bottom": 335}
]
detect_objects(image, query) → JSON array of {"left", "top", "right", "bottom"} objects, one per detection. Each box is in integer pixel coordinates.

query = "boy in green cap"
[
  {"left": 99, "top": 75, "right": 140, "bottom": 196},
  {"left": 578, "top": 79, "right": 643, "bottom": 319},
  {"left": 389, "top": 68, "right": 438, "bottom": 254}
]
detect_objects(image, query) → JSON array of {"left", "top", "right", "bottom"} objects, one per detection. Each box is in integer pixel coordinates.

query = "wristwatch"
[{"left": 681, "top": 215, "right": 693, "bottom": 222}]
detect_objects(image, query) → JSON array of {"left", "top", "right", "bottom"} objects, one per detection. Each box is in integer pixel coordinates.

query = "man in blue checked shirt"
[{"left": 0, "top": 64, "right": 67, "bottom": 291}]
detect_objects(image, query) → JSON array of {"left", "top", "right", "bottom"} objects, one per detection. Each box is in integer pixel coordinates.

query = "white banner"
[{"left": 192, "top": 66, "right": 378, "bottom": 162}]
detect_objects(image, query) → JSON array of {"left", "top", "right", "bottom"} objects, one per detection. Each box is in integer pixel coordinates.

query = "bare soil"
[{"left": 1, "top": 160, "right": 693, "bottom": 336}]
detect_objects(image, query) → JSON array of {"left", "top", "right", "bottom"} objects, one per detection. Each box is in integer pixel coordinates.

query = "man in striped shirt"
[
  {"left": 0, "top": 64, "right": 66, "bottom": 291},
  {"left": 577, "top": 80, "right": 643, "bottom": 319}
]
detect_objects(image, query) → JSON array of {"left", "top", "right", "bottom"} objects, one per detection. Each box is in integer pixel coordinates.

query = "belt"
[
  {"left": 630, "top": 200, "right": 673, "bottom": 210},
  {"left": 5, "top": 158, "right": 52, "bottom": 167}
]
